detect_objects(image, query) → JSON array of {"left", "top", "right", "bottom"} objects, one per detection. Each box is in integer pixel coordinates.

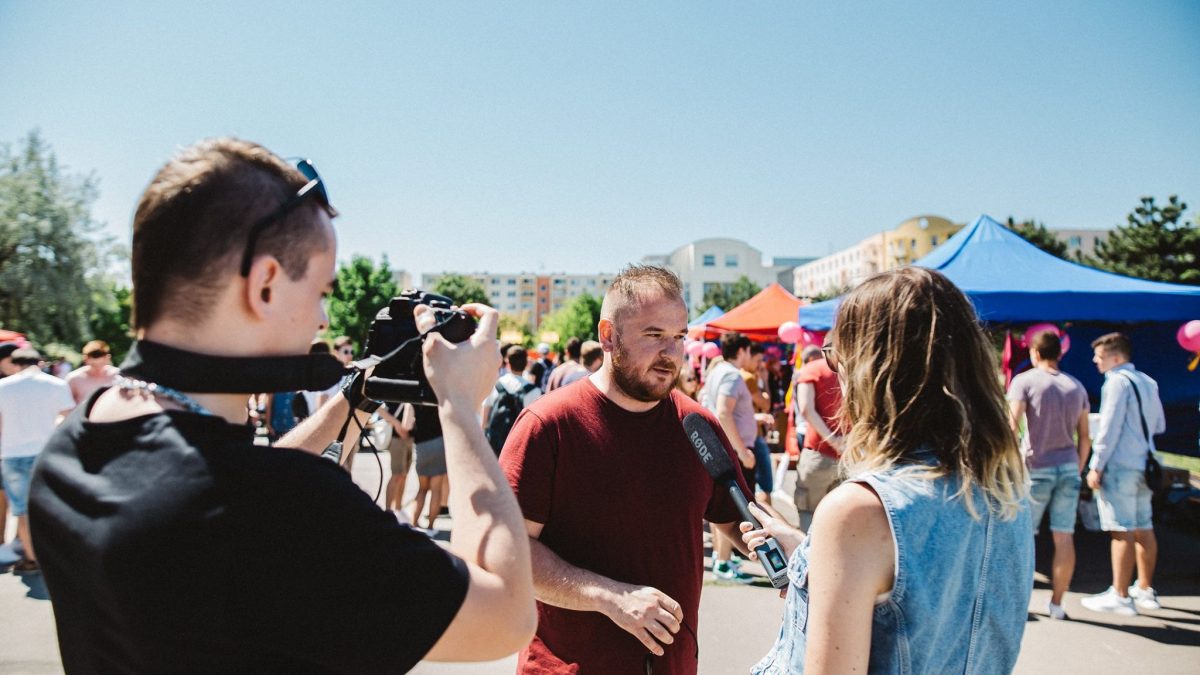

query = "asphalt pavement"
[{"left": 1, "top": 449, "right": 1197, "bottom": 674}]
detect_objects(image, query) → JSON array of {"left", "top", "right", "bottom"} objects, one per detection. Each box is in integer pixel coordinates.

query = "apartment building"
[{"left": 421, "top": 272, "right": 614, "bottom": 328}]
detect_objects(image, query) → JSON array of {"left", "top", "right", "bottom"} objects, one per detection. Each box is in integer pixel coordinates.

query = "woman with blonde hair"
[{"left": 742, "top": 267, "right": 1032, "bottom": 674}]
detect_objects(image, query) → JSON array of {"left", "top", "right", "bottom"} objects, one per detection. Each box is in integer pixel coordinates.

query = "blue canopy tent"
[
  {"left": 797, "top": 214, "right": 1200, "bottom": 452},
  {"left": 689, "top": 305, "right": 724, "bottom": 327}
]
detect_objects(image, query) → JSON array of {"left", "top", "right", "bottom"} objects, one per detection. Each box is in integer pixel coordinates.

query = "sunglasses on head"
[
  {"left": 239, "top": 159, "right": 334, "bottom": 277},
  {"left": 821, "top": 344, "right": 838, "bottom": 373}
]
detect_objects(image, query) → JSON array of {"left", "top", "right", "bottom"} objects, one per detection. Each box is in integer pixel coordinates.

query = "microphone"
[{"left": 683, "top": 412, "right": 790, "bottom": 588}]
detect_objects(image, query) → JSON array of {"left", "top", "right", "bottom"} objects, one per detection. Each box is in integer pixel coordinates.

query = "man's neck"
[
  {"left": 590, "top": 365, "right": 659, "bottom": 413},
  {"left": 86, "top": 364, "right": 109, "bottom": 376},
  {"left": 1035, "top": 361, "right": 1060, "bottom": 373}
]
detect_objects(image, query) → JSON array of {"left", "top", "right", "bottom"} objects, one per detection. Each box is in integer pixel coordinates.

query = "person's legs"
[
  {"left": 1, "top": 457, "right": 36, "bottom": 563},
  {"left": 426, "top": 474, "right": 446, "bottom": 529},
  {"left": 1133, "top": 529, "right": 1157, "bottom": 590},
  {"left": 794, "top": 449, "right": 838, "bottom": 532},
  {"left": 1049, "top": 533, "right": 1075, "bottom": 605},
  {"left": 1110, "top": 532, "right": 1136, "bottom": 597},
  {"left": 410, "top": 475, "right": 430, "bottom": 526}
]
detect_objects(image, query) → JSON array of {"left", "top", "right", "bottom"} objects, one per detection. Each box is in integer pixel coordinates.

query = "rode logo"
[{"left": 689, "top": 430, "right": 714, "bottom": 465}]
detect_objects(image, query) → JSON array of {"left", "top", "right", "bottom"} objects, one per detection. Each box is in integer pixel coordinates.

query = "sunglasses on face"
[
  {"left": 239, "top": 159, "right": 334, "bottom": 277},
  {"left": 821, "top": 345, "right": 838, "bottom": 373},
  {"left": 85, "top": 350, "right": 110, "bottom": 359},
  {"left": 338, "top": 347, "right": 353, "bottom": 355}
]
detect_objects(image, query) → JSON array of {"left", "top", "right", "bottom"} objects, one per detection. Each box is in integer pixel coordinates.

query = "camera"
[{"left": 362, "top": 289, "right": 476, "bottom": 405}]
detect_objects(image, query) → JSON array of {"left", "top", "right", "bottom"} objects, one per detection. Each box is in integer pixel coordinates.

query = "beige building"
[
  {"left": 421, "top": 272, "right": 614, "bottom": 329},
  {"left": 793, "top": 215, "right": 962, "bottom": 298},
  {"left": 643, "top": 238, "right": 811, "bottom": 311},
  {"left": 793, "top": 216, "right": 1111, "bottom": 298}
]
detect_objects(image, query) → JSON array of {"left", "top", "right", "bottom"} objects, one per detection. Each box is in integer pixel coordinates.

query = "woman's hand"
[{"left": 739, "top": 502, "right": 804, "bottom": 562}]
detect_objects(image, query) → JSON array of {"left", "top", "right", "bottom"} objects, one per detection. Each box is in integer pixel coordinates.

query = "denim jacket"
[{"left": 753, "top": 466, "right": 1033, "bottom": 674}]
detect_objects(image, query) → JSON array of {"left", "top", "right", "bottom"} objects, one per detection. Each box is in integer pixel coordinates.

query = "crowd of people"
[{"left": 0, "top": 137, "right": 1175, "bottom": 674}]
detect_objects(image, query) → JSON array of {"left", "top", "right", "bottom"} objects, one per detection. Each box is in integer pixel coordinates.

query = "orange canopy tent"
[
  {"left": 688, "top": 283, "right": 805, "bottom": 342},
  {"left": 0, "top": 329, "right": 25, "bottom": 343}
]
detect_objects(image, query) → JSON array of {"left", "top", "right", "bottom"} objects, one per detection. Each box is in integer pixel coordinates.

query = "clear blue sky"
[{"left": 2, "top": 2, "right": 1198, "bottom": 282}]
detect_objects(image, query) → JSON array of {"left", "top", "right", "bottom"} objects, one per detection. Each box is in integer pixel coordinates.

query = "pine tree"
[
  {"left": 1091, "top": 195, "right": 1198, "bottom": 284},
  {"left": 1004, "top": 217, "right": 1069, "bottom": 258}
]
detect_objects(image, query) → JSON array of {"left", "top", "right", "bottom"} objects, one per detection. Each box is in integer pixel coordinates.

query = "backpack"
[{"left": 486, "top": 379, "right": 537, "bottom": 456}]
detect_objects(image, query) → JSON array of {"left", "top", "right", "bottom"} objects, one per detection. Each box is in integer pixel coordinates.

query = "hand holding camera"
[{"left": 417, "top": 303, "right": 501, "bottom": 410}]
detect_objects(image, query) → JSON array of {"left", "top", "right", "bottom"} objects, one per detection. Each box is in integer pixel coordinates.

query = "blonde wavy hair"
[{"left": 830, "top": 267, "right": 1027, "bottom": 520}]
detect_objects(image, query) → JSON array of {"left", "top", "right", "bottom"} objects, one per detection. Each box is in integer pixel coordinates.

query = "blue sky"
[{"left": 2, "top": 2, "right": 1198, "bottom": 281}]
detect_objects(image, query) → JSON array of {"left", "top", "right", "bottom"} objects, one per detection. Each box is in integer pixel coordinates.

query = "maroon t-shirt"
[{"left": 500, "top": 378, "right": 749, "bottom": 675}]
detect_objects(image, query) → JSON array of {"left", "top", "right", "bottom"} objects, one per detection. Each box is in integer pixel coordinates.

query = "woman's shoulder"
[{"left": 812, "top": 482, "right": 891, "bottom": 544}]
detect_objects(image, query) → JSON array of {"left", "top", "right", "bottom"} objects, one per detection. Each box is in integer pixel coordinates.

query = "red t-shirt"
[
  {"left": 794, "top": 358, "right": 843, "bottom": 458},
  {"left": 500, "top": 378, "right": 749, "bottom": 675}
]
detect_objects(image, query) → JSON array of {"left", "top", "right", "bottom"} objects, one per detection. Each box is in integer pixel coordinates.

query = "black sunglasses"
[
  {"left": 85, "top": 350, "right": 110, "bottom": 359},
  {"left": 239, "top": 159, "right": 334, "bottom": 277},
  {"left": 821, "top": 344, "right": 838, "bottom": 373}
]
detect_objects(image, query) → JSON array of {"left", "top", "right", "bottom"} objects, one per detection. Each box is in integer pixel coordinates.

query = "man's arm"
[
  {"left": 717, "top": 394, "right": 755, "bottom": 469},
  {"left": 1089, "top": 377, "right": 1126, "bottom": 473},
  {"left": 276, "top": 392, "right": 372, "bottom": 457},
  {"left": 1076, "top": 409, "right": 1091, "bottom": 472},
  {"left": 525, "top": 520, "right": 683, "bottom": 657},
  {"left": 1008, "top": 399, "right": 1026, "bottom": 437},
  {"left": 797, "top": 383, "right": 841, "bottom": 452},
  {"left": 418, "top": 305, "right": 535, "bottom": 662},
  {"left": 711, "top": 521, "right": 751, "bottom": 557}
]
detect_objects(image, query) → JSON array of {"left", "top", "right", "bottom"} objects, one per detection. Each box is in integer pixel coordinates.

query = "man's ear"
[
  {"left": 245, "top": 255, "right": 283, "bottom": 320},
  {"left": 598, "top": 318, "right": 615, "bottom": 352}
]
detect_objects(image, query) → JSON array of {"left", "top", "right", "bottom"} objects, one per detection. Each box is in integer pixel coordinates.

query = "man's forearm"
[
  {"left": 439, "top": 400, "right": 533, "bottom": 594},
  {"left": 712, "top": 522, "right": 751, "bottom": 557},
  {"left": 803, "top": 409, "right": 837, "bottom": 443},
  {"left": 528, "top": 537, "right": 624, "bottom": 613}
]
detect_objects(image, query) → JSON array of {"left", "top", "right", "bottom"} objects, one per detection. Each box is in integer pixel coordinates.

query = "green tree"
[
  {"left": 1004, "top": 217, "right": 1069, "bottom": 258},
  {"left": 697, "top": 276, "right": 761, "bottom": 316},
  {"left": 88, "top": 281, "right": 133, "bottom": 363},
  {"left": 1090, "top": 195, "right": 1199, "bottom": 284},
  {"left": 432, "top": 273, "right": 489, "bottom": 306},
  {"left": 539, "top": 293, "right": 602, "bottom": 346},
  {"left": 0, "top": 130, "right": 111, "bottom": 346},
  {"left": 498, "top": 313, "right": 534, "bottom": 347},
  {"left": 811, "top": 284, "right": 851, "bottom": 303},
  {"left": 327, "top": 255, "right": 400, "bottom": 351}
]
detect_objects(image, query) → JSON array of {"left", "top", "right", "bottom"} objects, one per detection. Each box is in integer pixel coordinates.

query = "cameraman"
[{"left": 28, "top": 138, "right": 534, "bottom": 673}]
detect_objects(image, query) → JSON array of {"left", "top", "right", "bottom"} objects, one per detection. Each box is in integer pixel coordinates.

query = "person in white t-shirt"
[{"left": 0, "top": 348, "right": 75, "bottom": 573}]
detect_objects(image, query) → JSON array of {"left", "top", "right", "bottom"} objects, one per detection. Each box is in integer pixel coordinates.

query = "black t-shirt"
[
  {"left": 411, "top": 404, "right": 442, "bottom": 444},
  {"left": 29, "top": 393, "right": 469, "bottom": 674}
]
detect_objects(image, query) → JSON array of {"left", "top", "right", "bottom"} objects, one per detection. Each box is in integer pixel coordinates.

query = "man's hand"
[
  {"left": 754, "top": 412, "right": 776, "bottom": 429},
  {"left": 1087, "top": 469, "right": 1102, "bottom": 491},
  {"left": 417, "top": 303, "right": 501, "bottom": 409},
  {"left": 737, "top": 446, "right": 756, "bottom": 470},
  {"left": 600, "top": 584, "right": 683, "bottom": 657}
]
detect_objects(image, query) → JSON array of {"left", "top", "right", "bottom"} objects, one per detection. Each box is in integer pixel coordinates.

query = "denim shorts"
[
  {"left": 1096, "top": 467, "right": 1152, "bottom": 532},
  {"left": 752, "top": 437, "right": 773, "bottom": 493},
  {"left": 1, "top": 456, "right": 38, "bottom": 517},
  {"left": 1029, "top": 461, "right": 1081, "bottom": 534}
]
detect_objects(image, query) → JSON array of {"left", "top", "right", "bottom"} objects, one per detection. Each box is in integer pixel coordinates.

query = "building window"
[
  {"left": 725, "top": 254, "right": 737, "bottom": 267},
  {"left": 507, "top": 291, "right": 516, "bottom": 298},
  {"left": 703, "top": 255, "right": 715, "bottom": 267},
  {"left": 930, "top": 236, "right": 938, "bottom": 247},
  {"left": 507, "top": 278, "right": 516, "bottom": 285},
  {"left": 911, "top": 238, "right": 917, "bottom": 250},
  {"left": 1069, "top": 236, "right": 1082, "bottom": 248},
  {"left": 491, "top": 291, "right": 500, "bottom": 298}
]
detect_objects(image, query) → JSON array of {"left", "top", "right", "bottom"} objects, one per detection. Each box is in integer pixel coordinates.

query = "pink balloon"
[
  {"left": 777, "top": 321, "right": 802, "bottom": 344},
  {"left": 685, "top": 340, "right": 704, "bottom": 357},
  {"left": 1178, "top": 320, "right": 1200, "bottom": 352},
  {"left": 1022, "top": 322, "right": 1060, "bottom": 345},
  {"left": 1060, "top": 333, "right": 1070, "bottom": 355},
  {"left": 702, "top": 342, "right": 721, "bottom": 360}
]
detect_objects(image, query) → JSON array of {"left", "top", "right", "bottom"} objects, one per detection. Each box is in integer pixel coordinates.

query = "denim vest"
[{"left": 753, "top": 467, "right": 1033, "bottom": 674}]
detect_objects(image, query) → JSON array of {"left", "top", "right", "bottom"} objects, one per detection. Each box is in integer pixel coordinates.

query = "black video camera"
[{"left": 362, "top": 289, "right": 476, "bottom": 405}]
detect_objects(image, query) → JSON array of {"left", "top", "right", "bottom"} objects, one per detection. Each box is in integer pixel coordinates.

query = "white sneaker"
[
  {"left": 1047, "top": 601, "right": 1068, "bottom": 620},
  {"left": 1080, "top": 587, "right": 1137, "bottom": 616},
  {"left": 1128, "top": 585, "right": 1161, "bottom": 610}
]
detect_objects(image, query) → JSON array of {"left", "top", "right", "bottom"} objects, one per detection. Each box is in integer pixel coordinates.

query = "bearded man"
[{"left": 499, "top": 264, "right": 751, "bottom": 675}]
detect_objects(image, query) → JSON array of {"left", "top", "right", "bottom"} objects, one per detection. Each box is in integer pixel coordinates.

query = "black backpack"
[{"left": 486, "top": 380, "right": 537, "bottom": 456}]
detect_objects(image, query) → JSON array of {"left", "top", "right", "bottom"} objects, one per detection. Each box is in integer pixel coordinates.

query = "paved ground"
[{"left": 2, "top": 449, "right": 1197, "bottom": 673}]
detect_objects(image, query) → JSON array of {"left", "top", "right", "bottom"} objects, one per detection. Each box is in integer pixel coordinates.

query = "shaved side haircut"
[{"left": 600, "top": 265, "right": 685, "bottom": 326}]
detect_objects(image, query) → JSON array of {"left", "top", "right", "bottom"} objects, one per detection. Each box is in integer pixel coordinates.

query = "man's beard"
[{"left": 610, "top": 336, "right": 679, "bottom": 403}]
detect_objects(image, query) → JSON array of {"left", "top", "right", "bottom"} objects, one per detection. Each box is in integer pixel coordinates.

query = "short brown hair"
[
  {"left": 600, "top": 265, "right": 684, "bottom": 325},
  {"left": 505, "top": 344, "right": 529, "bottom": 373},
  {"left": 720, "top": 332, "right": 752, "bottom": 360},
  {"left": 82, "top": 340, "right": 110, "bottom": 356},
  {"left": 131, "top": 138, "right": 331, "bottom": 329},
  {"left": 1030, "top": 330, "right": 1061, "bottom": 361},
  {"left": 581, "top": 340, "right": 603, "bottom": 367},
  {"left": 1091, "top": 332, "right": 1131, "bottom": 359}
]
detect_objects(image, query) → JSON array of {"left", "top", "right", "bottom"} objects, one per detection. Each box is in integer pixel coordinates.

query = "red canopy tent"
[{"left": 688, "top": 283, "right": 805, "bottom": 342}]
